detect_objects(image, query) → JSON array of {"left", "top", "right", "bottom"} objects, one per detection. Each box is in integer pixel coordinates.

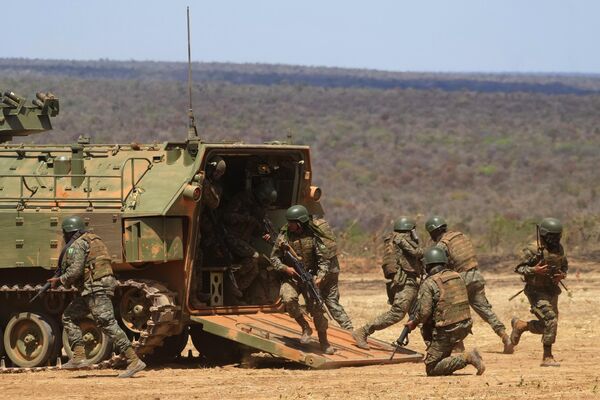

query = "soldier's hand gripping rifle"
[
  {"left": 281, "top": 244, "right": 334, "bottom": 320},
  {"left": 390, "top": 272, "right": 423, "bottom": 360},
  {"left": 30, "top": 230, "right": 83, "bottom": 303}
]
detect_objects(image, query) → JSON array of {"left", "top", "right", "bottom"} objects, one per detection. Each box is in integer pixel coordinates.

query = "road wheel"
[
  {"left": 119, "top": 287, "right": 151, "bottom": 333},
  {"left": 3, "top": 312, "right": 56, "bottom": 368},
  {"left": 190, "top": 325, "right": 246, "bottom": 364},
  {"left": 147, "top": 326, "right": 189, "bottom": 363},
  {"left": 62, "top": 318, "right": 113, "bottom": 364}
]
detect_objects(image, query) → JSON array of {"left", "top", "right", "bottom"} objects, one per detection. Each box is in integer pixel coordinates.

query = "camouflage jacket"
[
  {"left": 59, "top": 236, "right": 116, "bottom": 296},
  {"left": 516, "top": 241, "right": 568, "bottom": 290},
  {"left": 221, "top": 190, "right": 266, "bottom": 240},
  {"left": 202, "top": 178, "right": 222, "bottom": 211},
  {"left": 393, "top": 232, "right": 423, "bottom": 276},
  {"left": 270, "top": 226, "right": 335, "bottom": 279}
]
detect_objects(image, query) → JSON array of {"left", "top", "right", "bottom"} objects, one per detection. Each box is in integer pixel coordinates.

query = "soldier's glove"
[
  {"left": 405, "top": 320, "right": 417, "bottom": 331},
  {"left": 47, "top": 277, "right": 61, "bottom": 289},
  {"left": 533, "top": 264, "right": 549, "bottom": 275}
]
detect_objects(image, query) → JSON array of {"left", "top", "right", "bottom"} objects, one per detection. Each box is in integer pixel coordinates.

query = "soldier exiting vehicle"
[
  {"left": 352, "top": 216, "right": 422, "bottom": 349},
  {"left": 48, "top": 216, "right": 146, "bottom": 378},
  {"left": 405, "top": 247, "right": 485, "bottom": 376},
  {"left": 511, "top": 217, "right": 568, "bottom": 367},
  {"left": 270, "top": 205, "right": 340, "bottom": 354},
  {"left": 426, "top": 216, "right": 513, "bottom": 354}
]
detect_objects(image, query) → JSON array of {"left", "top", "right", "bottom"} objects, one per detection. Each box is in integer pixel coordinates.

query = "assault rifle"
[
  {"left": 30, "top": 230, "right": 84, "bottom": 303},
  {"left": 281, "top": 244, "right": 334, "bottom": 320}
]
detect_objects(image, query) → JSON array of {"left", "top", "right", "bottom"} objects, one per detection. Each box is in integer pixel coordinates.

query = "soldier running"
[
  {"left": 511, "top": 217, "right": 568, "bottom": 367},
  {"left": 270, "top": 205, "right": 340, "bottom": 354},
  {"left": 405, "top": 247, "right": 485, "bottom": 376},
  {"left": 426, "top": 216, "right": 513, "bottom": 354},
  {"left": 48, "top": 216, "right": 146, "bottom": 378},
  {"left": 352, "top": 216, "right": 422, "bottom": 349}
]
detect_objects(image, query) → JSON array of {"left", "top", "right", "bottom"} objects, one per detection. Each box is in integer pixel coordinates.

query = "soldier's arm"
[
  {"left": 202, "top": 181, "right": 221, "bottom": 210},
  {"left": 515, "top": 246, "right": 539, "bottom": 276},
  {"left": 269, "top": 232, "right": 288, "bottom": 272},
  {"left": 59, "top": 240, "right": 88, "bottom": 286},
  {"left": 397, "top": 237, "right": 424, "bottom": 258},
  {"left": 315, "top": 239, "right": 332, "bottom": 280},
  {"left": 411, "top": 281, "right": 435, "bottom": 326},
  {"left": 561, "top": 251, "right": 569, "bottom": 275}
]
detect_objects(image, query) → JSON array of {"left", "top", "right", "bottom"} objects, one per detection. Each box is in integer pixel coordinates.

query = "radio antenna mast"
[{"left": 187, "top": 6, "right": 199, "bottom": 140}]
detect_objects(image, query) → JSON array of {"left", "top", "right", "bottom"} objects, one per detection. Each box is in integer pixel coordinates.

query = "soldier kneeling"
[{"left": 405, "top": 247, "right": 485, "bottom": 376}]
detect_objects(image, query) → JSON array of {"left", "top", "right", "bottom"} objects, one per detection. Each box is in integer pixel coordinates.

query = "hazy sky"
[{"left": 4, "top": 0, "right": 599, "bottom": 73}]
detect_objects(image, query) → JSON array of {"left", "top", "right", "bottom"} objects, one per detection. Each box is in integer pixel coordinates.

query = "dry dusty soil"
[{"left": 1, "top": 259, "right": 598, "bottom": 399}]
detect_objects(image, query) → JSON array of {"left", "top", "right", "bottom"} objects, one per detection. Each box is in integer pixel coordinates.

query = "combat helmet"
[
  {"left": 286, "top": 205, "right": 310, "bottom": 223},
  {"left": 255, "top": 181, "right": 278, "bottom": 206},
  {"left": 422, "top": 246, "right": 448, "bottom": 274},
  {"left": 394, "top": 216, "right": 416, "bottom": 232},
  {"left": 62, "top": 215, "right": 85, "bottom": 233},
  {"left": 538, "top": 217, "right": 563, "bottom": 236},
  {"left": 425, "top": 216, "right": 447, "bottom": 233},
  {"left": 206, "top": 156, "right": 226, "bottom": 178}
]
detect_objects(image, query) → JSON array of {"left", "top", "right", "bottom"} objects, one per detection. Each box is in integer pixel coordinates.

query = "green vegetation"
[{"left": 2, "top": 59, "right": 600, "bottom": 259}]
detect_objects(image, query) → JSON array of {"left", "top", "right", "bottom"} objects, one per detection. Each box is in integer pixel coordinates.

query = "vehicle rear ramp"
[{"left": 191, "top": 312, "right": 422, "bottom": 369}]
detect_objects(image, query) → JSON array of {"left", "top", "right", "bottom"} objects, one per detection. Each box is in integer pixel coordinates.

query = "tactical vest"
[
  {"left": 311, "top": 218, "right": 338, "bottom": 259},
  {"left": 381, "top": 232, "right": 399, "bottom": 279},
  {"left": 288, "top": 233, "right": 317, "bottom": 274},
  {"left": 80, "top": 233, "right": 114, "bottom": 282},
  {"left": 432, "top": 270, "right": 471, "bottom": 327},
  {"left": 439, "top": 231, "right": 478, "bottom": 273},
  {"left": 526, "top": 242, "right": 567, "bottom": 288}
]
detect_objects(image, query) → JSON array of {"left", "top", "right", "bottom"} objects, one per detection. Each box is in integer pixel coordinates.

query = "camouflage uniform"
[
  {"left": 435, "top": 231, "right": 507, "bottom": 337},
  {"left": 222, "top": 190, "right": 267, "bottom": 292},
  {"left": 515, "top": 241, "right": 568, "bottom": 346},
  {"left": 270, "top": 226, "right": 332, "bottom": 333},
  {"left": 412, "top": 266, "right": 473, "bottom": 376},
  {"left": 61, "top": 233, "right": 132, "bottom": 355},
  {"left": 311, "top": 218, "right": 353, "bottom": 330},
  {"left": 354, "top": 232, "right": 422, "bottom": 346}
]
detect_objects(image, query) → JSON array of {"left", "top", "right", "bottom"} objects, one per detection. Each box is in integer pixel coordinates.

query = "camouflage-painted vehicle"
[{"left": 0, "top": 91, "right": 420, "bottom": 370}]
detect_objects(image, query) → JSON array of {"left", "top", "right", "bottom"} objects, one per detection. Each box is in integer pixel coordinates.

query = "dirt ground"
[{"left": 1, "top": 259, "right": 599, "bottom": 399}]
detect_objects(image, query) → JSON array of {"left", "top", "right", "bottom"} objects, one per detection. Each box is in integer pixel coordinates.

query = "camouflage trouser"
[
  {"left": 319, "top": 272, "right": 353, "bottom": 330},
  {"left": 424, "top": 321, "right": 472, "bottom": 376},
  {"left": 280, "top": 279, "right": 328, "bottom": 332},
  {"left": 461, "top": 269, "right": 506, "bottom": 335},
  {"left": 226, "top": 235, "right": 259, "bottom": 291},
  {"left": 364, "top": 280, "right": 418, "bottom": 334},
  {"left": 525, "top": 287, "right": 559, "bottom": 345},
  {"left": 63, "top": 292, "right": 131, "bottom": 354}
]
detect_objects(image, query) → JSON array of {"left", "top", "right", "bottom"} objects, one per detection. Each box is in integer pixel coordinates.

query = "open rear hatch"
[{"left": 191, "top": 312, "right": 422, "bottom": 369}]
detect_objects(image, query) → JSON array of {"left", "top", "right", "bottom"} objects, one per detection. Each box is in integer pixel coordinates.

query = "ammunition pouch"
[
  {"left": 385, "top": 281, "right": 397, "bottom": 305},
  {"left": 84, "top": 259, "right": 113, "bottom": 282}
]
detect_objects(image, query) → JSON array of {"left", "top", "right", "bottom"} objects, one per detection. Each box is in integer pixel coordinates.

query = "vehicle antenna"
[{"left": 187, "top": 7, "right": 199, "bottom": 140}]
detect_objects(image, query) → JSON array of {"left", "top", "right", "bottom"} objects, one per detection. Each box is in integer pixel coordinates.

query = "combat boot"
[
  {"left": 351, "top": 326, "right": 370, "bottom": 350},
  {"left": 510, "top": 317, "right": 529, "bottom": 346},
  {"left": 317, "top": 330, "right": 335, "bottom": 355},
  {"left": 541, "top": 345, "right": 560, "bottom": 367},
  {"left": 62, "top": 345, "right": 88, "bottom": 370},
  {"left": 464, "top": 348, "right": 485, "bottom": 375},
  {"left": 500, "top": 330, "right": 514, "bottom": 354},
  {"left": 118, "top": 347, "right": 147, "bottom": 378},
  {"left": 295, "top": 316, "right": 313, "bottom": 344}
]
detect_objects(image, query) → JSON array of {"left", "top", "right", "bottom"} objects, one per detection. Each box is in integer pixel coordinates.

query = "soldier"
[
  {"left": 47, "top": 216, "right": 145, "bottom": 378},
  {"left": 405, "top": 247, "right": 485, "bottom": 376},
  {"left": 222, "top": 180, "right": 278, "bottom": 302},
  {"left": 190, "top": 156, "right": 226, "bottom": 308},
  {"left": 270, "top": 205, "right": 336, "bottom": 354},
  {"left": 352, "top": 216, "right": 422, "bottom": 349},
  {"left": 425, "top": 216, "right": 513, "bottom": 354},
  {"left": 510, "top": 218, "right": 568, "bottom": 367}
]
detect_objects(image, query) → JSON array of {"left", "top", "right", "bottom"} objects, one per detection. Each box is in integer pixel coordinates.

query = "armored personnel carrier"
[{"left": 0, "top": 90, "right": 420, "bottom": 370}]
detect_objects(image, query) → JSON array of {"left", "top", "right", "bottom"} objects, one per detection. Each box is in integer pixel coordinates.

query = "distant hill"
[{"left": 2, "top": 58, "right": 600, "bottom": 257}]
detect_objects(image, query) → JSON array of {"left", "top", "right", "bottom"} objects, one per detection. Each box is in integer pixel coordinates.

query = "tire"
[
  {"left": 146, "top": 326, "right": 190, "bottom": 363},
  {"left": 3, "top": 312, "right": 56, "bottom": 368},
  {"left": 190, "top": 325, "right": 247, "bottom": 364},
  {"left": 62, "top": 318, "right": 113, "bottom": 364}
]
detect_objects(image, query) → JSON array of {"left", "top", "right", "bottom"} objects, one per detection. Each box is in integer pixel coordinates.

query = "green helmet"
[
  {"left": 62, "top": 215, "right": 85, "bottom": 233},
  {"left": 286, "top": 205, "right": 310, "bottom": 223},
  {"left": 207, "top": 156, "right": 226, "bottom": 177},
  {"left": 539, "top": 217, "right": 563, "bottom": 236},
  {"left": 423, "top": 246, "right": 448, "bottom": 266},
  {"left": 425, "top": 216, "right": 447, "bottom": 233},
  {"left": 394, "top": 216, "right": 416, "bottom": 232},
  {"left": 255, "top": 182, "right": 278, "bottom": 206}
]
